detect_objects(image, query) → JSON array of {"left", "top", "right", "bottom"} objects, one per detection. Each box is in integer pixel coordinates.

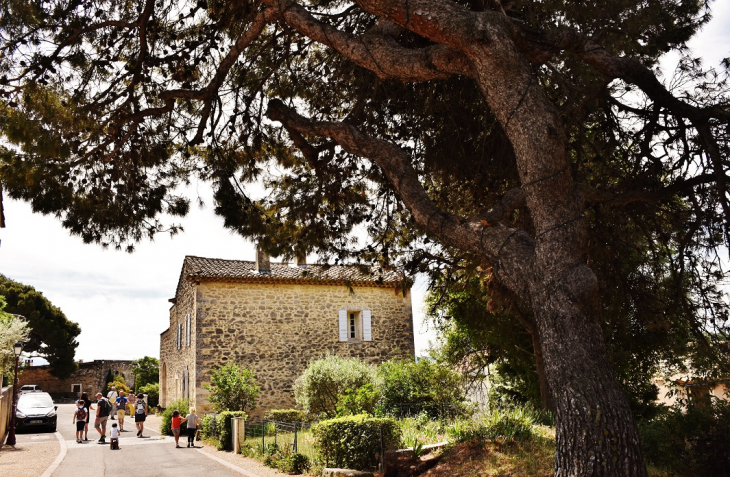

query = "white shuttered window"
[
  {"left": 338, "top": 308, "right": 372, "bottom": 342},
  {"left": 186, "top": 314, "right": 191, "bottom": 346},
  {"left": 338, "top": 309, "right": 348, "bottom": 341},
  {"left": 362, "top": 310, "right": 372, "bottom": 341}
]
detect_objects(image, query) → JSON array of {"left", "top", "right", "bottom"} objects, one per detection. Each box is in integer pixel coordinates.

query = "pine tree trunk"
[{"left": 531, "top": 266, "right": 647, "bottom": 477}]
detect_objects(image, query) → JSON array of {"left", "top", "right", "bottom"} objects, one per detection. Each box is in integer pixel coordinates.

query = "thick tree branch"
[
  {"left": 266, "top": 99, "right": 535, "bottom": 300},
  {"left": 263, "top": 0, "right": 474, "bottom": 81}
]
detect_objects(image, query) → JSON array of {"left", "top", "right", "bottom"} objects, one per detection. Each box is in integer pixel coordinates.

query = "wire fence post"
[
  {"left": 261, "top": 420, "right": 265, "bottom": 452},
  {"left": 293, "top": 423, "right": 298, "bottom": 453}
]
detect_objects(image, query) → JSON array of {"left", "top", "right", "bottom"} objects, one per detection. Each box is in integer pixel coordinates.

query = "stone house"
[{"left": 159, "top": 253, "right": 414, "bottom": 416}]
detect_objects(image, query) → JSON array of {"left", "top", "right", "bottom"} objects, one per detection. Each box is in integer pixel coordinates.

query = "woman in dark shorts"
[
  {"left": 134, "top": 393, "right": 147, "bottom": 437},
  {"left": 78, "top": 392, "right": 93, "bottom": 441}
]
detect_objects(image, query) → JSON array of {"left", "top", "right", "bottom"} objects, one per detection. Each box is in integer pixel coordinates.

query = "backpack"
[
  {"left": 77, "top": 407, "right": 87, "bottom": 421},
  {"left": 136, "top": 400, "right": 145, "bottom": 414},
  {"left": 98, "top": 398, "right": 111, "bottom": 417}
]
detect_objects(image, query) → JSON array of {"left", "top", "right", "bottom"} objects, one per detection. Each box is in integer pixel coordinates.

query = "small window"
[
  {"left": 349, "top": 311, "right": 361, "bottom": 340},
  {"left": 72, "top": 384, "right": 82, "bottom": 394},
  {"left": 177, "top": 323, "right": 181, "bottom": 349},
  {"left": 338, "top": 309, "right": 372, "bottom": 342}
]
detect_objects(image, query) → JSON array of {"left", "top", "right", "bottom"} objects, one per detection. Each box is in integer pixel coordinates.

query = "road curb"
[{"left": 40, "top": 430, "right": 67, "bottom": 477}]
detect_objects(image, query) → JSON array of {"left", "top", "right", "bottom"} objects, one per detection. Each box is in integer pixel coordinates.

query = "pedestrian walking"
[
  {"left": 94, "top": 392, "right": 112, "bottom": 443},
  {"left": 134, "top": 393, "right": 147, "bottom": 437},
  {"left": 171, "top": 410, "right": 182, "bottom": 448},
  {"left": 107, "top": 386, "right": 118, "bottom": 420},
  {"left": 115, "top": 391, "right": 128, "bottom": 431},
  {"left": 76, "top": 392, "right": 93, "bottom": 441},
  {"left": 127, "top": 392, "right": 136, "bottom": 415},
  {"left": 73, "top": 400, "right": 87, "bottom": 443},
  {"left": 109, "top": 423, "right": 120, "bottom": 450},
  {"left": 181, "top": 407, "right": 199, "bottom": 448}
]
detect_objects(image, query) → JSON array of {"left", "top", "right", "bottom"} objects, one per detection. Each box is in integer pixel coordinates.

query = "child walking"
[
  {"left": 180, "top": 407, "right": 199, "bottom": 448},
  {"left": 171, "top": 410, "right": 182, "bottom": 448},
  {"left": 109, "top": 422, "right": 120, "bottom": 449},
  {"left": 73, "top": 400, "right": 87, "bottom": 443}
]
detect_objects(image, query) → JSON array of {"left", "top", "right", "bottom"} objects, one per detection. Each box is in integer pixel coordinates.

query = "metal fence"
[{"left": 242, "top": 419, "right": 317, "bottom": 458}]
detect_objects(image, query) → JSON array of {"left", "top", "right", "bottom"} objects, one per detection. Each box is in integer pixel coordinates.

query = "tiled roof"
[{"left": 181, "top": 256, "right": 405, "bottom": 287}]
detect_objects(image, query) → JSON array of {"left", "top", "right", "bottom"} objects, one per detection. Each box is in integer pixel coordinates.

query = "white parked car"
[{"left": 19, "top": 385, "right": 41, "bottom": 394}]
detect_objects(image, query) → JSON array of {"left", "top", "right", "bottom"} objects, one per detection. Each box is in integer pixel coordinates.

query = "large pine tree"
[{"left": 1, "top": 1, "right": 729, "bottom": 474}]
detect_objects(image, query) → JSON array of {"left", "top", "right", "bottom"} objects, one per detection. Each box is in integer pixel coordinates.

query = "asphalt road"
[{"left": 49, "top": 403, "right": 248, "bottom": 477}]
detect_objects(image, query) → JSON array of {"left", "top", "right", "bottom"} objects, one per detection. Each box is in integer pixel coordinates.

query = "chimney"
[
  {"left": 256, "top": 247, "right": 271, "bottom": 273},
  {"left": 294, "top": 252, "right": 307, "bottom": 267}
]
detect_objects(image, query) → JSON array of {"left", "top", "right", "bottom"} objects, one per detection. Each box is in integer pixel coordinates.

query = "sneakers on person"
[{"left": 98, "top": 435, "right": 105, "bottom": 443}]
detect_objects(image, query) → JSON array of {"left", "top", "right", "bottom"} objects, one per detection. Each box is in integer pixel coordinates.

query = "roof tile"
[{"left": 182, "top": 256, "right": 404, "bottom": 286}]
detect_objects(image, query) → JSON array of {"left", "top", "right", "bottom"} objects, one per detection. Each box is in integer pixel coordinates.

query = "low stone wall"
[
  {"left": 0, "top": 385, "right": 13, "bottom": 447},
  {"left": 18, "top": 360, "right": 135, "bottom": 402}
]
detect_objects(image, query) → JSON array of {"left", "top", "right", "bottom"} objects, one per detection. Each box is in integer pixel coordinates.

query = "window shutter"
[
  {"left": 186, "top": 314, "right": 191, "bottom": 346},
  {"left": 363, "top": 310, "right": 372, "bottom": 341},
  {"left": 338, "top": 309, "right": 348, "bottom": 341}
]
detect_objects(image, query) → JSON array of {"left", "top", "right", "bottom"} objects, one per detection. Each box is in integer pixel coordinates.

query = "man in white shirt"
[{"left": 107, "top": 386, "right": 118, "bottom": 420}]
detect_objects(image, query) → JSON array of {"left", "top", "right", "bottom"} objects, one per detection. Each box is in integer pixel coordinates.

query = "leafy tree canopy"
[
  {"left": 0, "top": 295, "right": 30, "bottom": 380},
  {"left": 131, "top": 356, "right": 160, "bottom": 389},
  {"left": 205, "top": 362, "right": 260, "bottom": 412},
  {"left": 0, "top": 275, "right": 80, "bottom": 378}
]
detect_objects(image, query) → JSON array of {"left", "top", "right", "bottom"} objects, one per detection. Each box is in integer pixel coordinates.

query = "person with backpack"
[
  {"left": 77, "top": 392, "right": 94, "bottom": 441},
  {"left": 134, "top": 393, "right": 148, "bottom": 438},
  {"left": 73, "top": 400, "right": 87, "bottom": 443},
  {"left": 107, "top": 386, "right": 118, "bottom": 420},
  {"left": 115, "top": 391, "right": 128, "bottom": 431},
  {"left": 94, "top": 392, "right": 112, "bottom": 443}
]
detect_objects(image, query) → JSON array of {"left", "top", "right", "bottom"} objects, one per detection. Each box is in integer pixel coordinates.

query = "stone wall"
[
  {"left": 0, "top": 385, "right": 13, "bottom": 447},
  {"left": 17, "top": 360, "right": 134, "bottom": 401},
  {"left": 191, "top": 281, "right": 414, "bottom": 417},
  {"left": 159, "top": 261, "right": 198, "bottom": 408}
]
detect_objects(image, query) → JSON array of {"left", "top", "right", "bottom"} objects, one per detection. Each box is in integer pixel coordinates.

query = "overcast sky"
[{"left": 1, "top": 3, "right": 728, "bottom": 363}]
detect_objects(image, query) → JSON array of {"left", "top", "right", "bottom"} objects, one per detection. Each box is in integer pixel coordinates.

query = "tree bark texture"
[{"left": 265, "top": 1, "right": 652, "bottom": 475}]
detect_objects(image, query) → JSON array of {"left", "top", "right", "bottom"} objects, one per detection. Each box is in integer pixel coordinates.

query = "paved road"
[{"left": 49, "top": 403, "right": 248, "bottom": 477}]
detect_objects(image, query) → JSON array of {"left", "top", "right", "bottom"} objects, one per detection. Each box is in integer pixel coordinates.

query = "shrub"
[
  {"left": 205, "top": 363, "right": 260, "bottom": 412},
  {"left": 640, "top": 398, "right": 730, "bottom": 476},
  {"left": 264, "top": 409, "right": 307, "bottom": 423},
  {"left": 200, "top": 414, "right": 217, "bottom": 439},
  {"left": 313, "top": 414, "right": 401, "bottom": 471},
  {"left": 139, "top": 382, "right": 159, "bottom": 407},
  {"left": 377, "top": 357, "right": 467, "bottom": 418},
  {"left": 294, "top": 354, "right": 377, "bottom": 418},
  {"left": 337, "top": 383, "right": 380, "bottom": 417},
  {"left": 160, "top": 398, "right": 189, "bottom": 435},
  {"left": 279, "top": 453, "right": 311, "bottom": 474},
  {"left": 214, "top": 410, "right": 248, "bottom": 451},
  {"left": 107, "top": 375, "right": 130, "bottom": 394}
]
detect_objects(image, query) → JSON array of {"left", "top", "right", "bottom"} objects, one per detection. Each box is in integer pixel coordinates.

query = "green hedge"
[
  {"left": 214, "top": 411, "right": 248, "bottom": 451},
  {"left": 264, "top": 409, "right": 306, "bottom": 423},
  {"left": 200, "top": 414, "right": 216, "bottom": 438},
  {"left": 313, "top": 414, "right": 401, "bottom": 471},
  {"left": 160, "top": 398, "right": 189, "bottom": 436}
]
